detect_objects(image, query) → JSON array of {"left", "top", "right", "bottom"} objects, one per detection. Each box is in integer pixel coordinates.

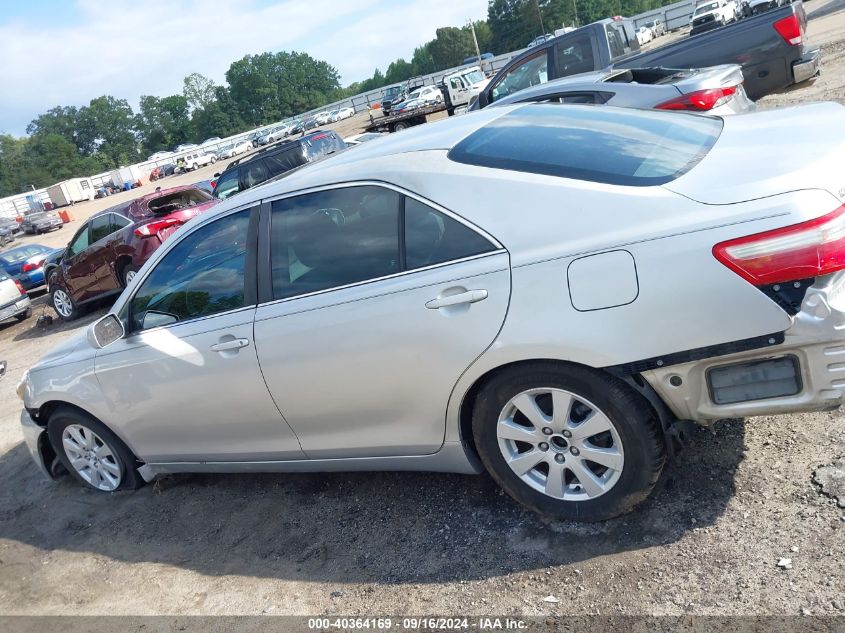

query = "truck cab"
[
  {"left": 440, "top": 66, "right": 490, "bottom": 114},
  {"left": 474, "top": 17, "right": 639, "bottom": 109}
]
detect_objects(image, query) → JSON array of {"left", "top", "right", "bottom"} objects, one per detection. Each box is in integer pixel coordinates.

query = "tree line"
[{"left": 0, "top": 0, "right": 675, "bottom": 198}]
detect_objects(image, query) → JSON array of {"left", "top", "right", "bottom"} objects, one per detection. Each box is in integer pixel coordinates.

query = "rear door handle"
[
  {"left": 210, "top": 338, "right": 250, "bottom": 352},
  {"left": 426, "top": 289, "right": 488, "bottom": 309}
]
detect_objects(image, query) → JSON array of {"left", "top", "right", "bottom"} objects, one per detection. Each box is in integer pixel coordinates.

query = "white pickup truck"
[{"left": 690, "top": 0, "right": 739, "bottom": 35}]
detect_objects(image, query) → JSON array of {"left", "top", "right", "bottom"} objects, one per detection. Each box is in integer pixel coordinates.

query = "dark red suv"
[{"left": 47, "top": 185, "right": 219, "bottom": 320}]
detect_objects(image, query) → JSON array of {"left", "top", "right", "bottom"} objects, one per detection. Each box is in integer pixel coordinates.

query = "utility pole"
[
  {"left": 534, "top": 0, "right": 546, "bottom": 35},
  {"left": 572, "top": 0, "right": 579, "bottom": 27},
  {"left": 468, "top": 19, "right": 482, "bottom": 65}
]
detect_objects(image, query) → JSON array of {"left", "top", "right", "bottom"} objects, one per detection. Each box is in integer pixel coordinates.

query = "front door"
[
  {"left": 94, "top": 207, "right": 304, "bottom": 463},
  {"left": 253, "top": 185, "right": 511, "bottom": 458},
  {"left": 62, "top": 222, "right": 99, "bottom": 301}
]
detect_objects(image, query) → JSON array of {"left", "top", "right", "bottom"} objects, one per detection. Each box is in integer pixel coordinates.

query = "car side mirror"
[{"left": 87, "top": 314, "right": 125, "bottom": 349}]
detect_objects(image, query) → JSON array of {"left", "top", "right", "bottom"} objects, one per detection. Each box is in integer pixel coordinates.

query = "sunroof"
[{"left": 448, "top": 104, "right": 723, "bottom": 187}]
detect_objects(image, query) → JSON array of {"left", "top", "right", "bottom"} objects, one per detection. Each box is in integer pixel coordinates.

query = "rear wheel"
[
  {"left": 393, "top": 121, "right": 410, "bottom": 132},
  {"left": 48, "top": 408, "right": 144, "bottom": 492},
  {"left": 51, "top": 286, "right": 80, "bottom": 321},
  {"left": 472, "top": 362, "right": 665, "bottom": 521}
]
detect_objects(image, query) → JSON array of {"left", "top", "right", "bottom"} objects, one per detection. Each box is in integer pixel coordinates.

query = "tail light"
[
  {"left": 14, "top": 280, "right": 26, "bottom": 295},
  {"left": 656, "top": 85, "right": 738, "bottom": 111},
  {"left": 713, "top": 205, "right": 845, "bottom": 286},
  {"left": 21, "top": 259, "right": 45, "bottom": 273},
  {"left": 134, "top": 217, "right": 182, "bottom": 238},
  {"left": 773, "top": 14, "right": 802, "bottom": 46}
]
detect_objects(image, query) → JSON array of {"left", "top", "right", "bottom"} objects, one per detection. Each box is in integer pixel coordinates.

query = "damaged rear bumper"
[{"left": 643, "top": 273, "right": 845, "bottom": 421}]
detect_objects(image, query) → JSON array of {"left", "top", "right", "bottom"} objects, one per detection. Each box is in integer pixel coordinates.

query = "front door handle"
[
  {"left": 426, "top": 289, "right": 488, "bottom": 309},
  {"left": 210, "top": 338, "right": 250, "bottom": 352}
]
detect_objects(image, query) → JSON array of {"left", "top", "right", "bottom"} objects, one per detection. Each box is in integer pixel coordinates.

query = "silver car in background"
[
  {"left": 485, "top": 64, "right": 754, "bottom": 114},
  {"left": 17, "top": 101, "right": 845, "bottom": 522}
]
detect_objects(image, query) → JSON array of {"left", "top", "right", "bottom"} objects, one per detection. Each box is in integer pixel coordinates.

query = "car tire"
[
  {"left": 15, "top": 307, "right": 32, "bottom": 321},
  {"left": 121, "top": 264, "right": 139, "bottom": 287},
  {"left": 210, "top": 156, "right": 217, "bottom": 163},
  {"left": 471, "top": 362, "right": 666, "bottom": 522},
  {"left": 48, "top": 407, "right": 144, "bottom": 492},
  {"left": 393, "top": 121, "right": 410, "bottom": 132},
  {"left": 51, "top": 286, "right": 80, "bottom": 321}
]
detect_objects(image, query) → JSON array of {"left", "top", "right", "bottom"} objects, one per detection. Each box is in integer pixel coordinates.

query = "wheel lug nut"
[
  {"left": 539, "top": 442, "right": 549, "bottom": 451},
  {"left": 554, "top": 454, "right": 565, "bottom": 463},
  {"left": 542, "top": 427, "right": 553, "bottom": 435},
  {"left": 562, "top": 430, "right": 572, "bottom": 438},
  {"left": 570, "top": 447, "right": 580, "bottom": 456}
]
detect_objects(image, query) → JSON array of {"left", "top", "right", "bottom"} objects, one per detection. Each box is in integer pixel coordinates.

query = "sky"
[{"left": 0, "top": 0, "right": 489, "bottom": 136}]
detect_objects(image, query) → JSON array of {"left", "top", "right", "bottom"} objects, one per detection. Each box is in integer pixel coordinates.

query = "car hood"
[
  {"left": 664, "top": 103, "right": 845, "bottom": 206},
  {"left": 30, "top": 330, "right": 93, "bottom": 372}
]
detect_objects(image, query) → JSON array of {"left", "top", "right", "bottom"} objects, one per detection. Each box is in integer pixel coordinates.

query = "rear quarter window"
[{"left": 447, "top": 104, "right": 723, "bottom": 187}]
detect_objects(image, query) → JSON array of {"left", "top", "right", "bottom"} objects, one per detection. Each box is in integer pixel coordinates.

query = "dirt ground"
[{"left": 1, "top": 1, "right": 845, "bottom": 618}]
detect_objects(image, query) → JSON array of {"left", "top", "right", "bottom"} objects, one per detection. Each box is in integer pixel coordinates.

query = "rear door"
[
  {"left": 87, "top": 213, "right": 123, "bottom": 295},
  {"left": 253, "top": 184, "right": 511, "bottom": 458}
]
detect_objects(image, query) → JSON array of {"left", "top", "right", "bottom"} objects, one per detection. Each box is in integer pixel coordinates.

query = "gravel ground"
[{"left": 1, "top": 2, "right": 844, "bottom": 618}]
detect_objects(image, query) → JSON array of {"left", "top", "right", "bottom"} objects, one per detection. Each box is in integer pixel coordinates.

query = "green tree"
[
  {"left": 428, "top": 27, "right": 475, "bottom": 69},
  {"left": 225, "top": 51, "right": 340, "bottom": 125},
  {"left": 135, "top": 94, "right": 192, "bottom": 156},
  {"left": 183, "top": 72, "right": 217, "bottom": 111},
  {"left": 190, "top": 86, "right": 246, "bottom": 141}
]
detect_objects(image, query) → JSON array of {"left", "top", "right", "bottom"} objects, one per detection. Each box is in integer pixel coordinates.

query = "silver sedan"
[{"left": 18, "top": 101, "right": 845, "bottom": 521}]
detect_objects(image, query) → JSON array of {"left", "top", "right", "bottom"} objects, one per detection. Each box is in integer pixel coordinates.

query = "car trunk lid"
[
  {"left": 663, "top": 102, "right": 845, "bottom": 206},
  {"left": 0, "top": 277, "right": 23, "bottom": 306}
]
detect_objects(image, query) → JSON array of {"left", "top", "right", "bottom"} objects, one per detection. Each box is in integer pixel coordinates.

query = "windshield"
[
  {"left": 695, "top": 3, "right": 719, "bottom": 14},
  {"left": 462, "top": 70, "right": 485, "bottom": 85},
  {"left": 383, "top": 87, "right": 400, "bottom": 97}
]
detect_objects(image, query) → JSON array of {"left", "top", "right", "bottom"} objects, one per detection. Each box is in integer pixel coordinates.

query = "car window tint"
[
  {"left": 214, "top": 169, "right": 241, "bottom": 200},
  {"left": 404, "top": 198, "right": 496, "bottom": 269},
  {"left": 111, "top": 214, "right": 131, "bottom": 230},
  {"left": 264, "top": 147, "right": 306, "bottom": 176},
  {"left": 448, "top": 104, "right": 723, "bottom": 187},
  {"left": 129, "top": 211, "right": 250, "bottom": 331},
  {"left": 68, "top": 225, "right": 90, "bottom": 256},
  {"left": 90, "top": 215, "right": 112, "bottom": 243},
  {"left": 491, "top": 51, "right": 548, "bottom": 102},
  {"left": 270, "top": 186, "right": 400, "bottom": 300},
  {"left": 555, "top": 35, "right": 596, "bottom": 76},
  {"left": 243, "top": 161, "right": 269, "bottom": 189}
]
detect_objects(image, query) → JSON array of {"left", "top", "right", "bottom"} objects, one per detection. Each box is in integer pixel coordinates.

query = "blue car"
[{"left": 0, "top": 244, "right": 62, "bottom": 290}]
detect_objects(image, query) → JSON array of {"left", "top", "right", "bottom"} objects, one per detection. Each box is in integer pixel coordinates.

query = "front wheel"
[
  {"left": 51, "top": 286, "right": 80, "bottom": 321},
  {"left": 48, "top": 408, "right": 144, "bottom": 492},
  {"left": 472, "top": 362, "right": 666, "bottom": 522},
  {"left": 121, "top": 264, "right": 139, "bottom": 287}
]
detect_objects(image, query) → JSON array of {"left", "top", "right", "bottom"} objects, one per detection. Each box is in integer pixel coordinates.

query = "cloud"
[{"left": 0, "top": 0, "right": 488, "bottom": 136}]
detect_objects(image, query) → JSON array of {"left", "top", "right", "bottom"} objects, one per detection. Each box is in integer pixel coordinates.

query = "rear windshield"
[
  {"left": 147, "top": 189, "right": 212, "bottom": 215},
  {"left": 0, "top": 246, "right": 45, "bottom": 264},
  {"left": 447, "top": 104, "right": 723, "bottom": 187}
]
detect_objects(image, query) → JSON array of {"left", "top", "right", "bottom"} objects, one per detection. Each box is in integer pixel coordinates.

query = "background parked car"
[
  {"left": 487, "top": 65, "right": 754, "bottom": 115},
  {"left": 212, "top": 130, "right": 346, "bottom": 200},
  {"left": 315, "top": 111, "right": 332, "bottom": 125},
  {"left": 0, "top": 221, "right": 16, "bottom": 246},
  {"left": 644, "top": 18, "right": 666, "bottom": 37},
  {"left": 21, "top": 211, "right": 63, "bottom": 235},
  {"left": 47, "top": 186, "right": 220, "bottom": 320},
  {"left": 0, "top": 269, "right": 31, "bottom": 324},
  {"left": 331, "top": 107, "right": 355, "bottom": 121},
  {"left": 636, "top": 25, "right": 653, "bottom": 45},
  {"left": 0, "top": 243, "right": 62, "bottom": 290},
  {"left": 0, "top": 217, "right": 23, "bottom": 238},
  {"left": 526, "top": 33, "right": 553, "bottom": 48},
  {"left": 344, "top": 132, "right": 387, "bottom": 146},
  {"left": 181, "top": 151, "right": 216, "bottom": 171}
]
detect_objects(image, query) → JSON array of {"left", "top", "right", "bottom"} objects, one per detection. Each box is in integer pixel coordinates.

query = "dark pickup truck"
[{"left": 474, "top": 3, "right": 819, "bottom": 108}]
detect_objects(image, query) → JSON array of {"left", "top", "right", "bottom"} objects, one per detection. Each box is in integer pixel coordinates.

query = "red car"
[{"left": 47, "top": 185, "right": 219, "bottom": 320}]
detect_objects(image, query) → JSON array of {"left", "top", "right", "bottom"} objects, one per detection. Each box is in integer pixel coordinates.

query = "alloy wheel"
[
  {"left": 497, "top": 388, "right": 624, "bottom": 501},
  {"left": 52, "top": 289, "right": 73, "bottom": 317},
  {"left": 61, "top": 424, "right": 122, "bottom": 491},
  {"left": 124, "top": 269, "right": 136, "bottom": 285}
]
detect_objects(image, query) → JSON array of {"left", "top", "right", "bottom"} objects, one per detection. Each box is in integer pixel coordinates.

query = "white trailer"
[
  {"left": 46, "top": 178, "right": 94, "bottom": 207},
  {"left": 110, "top": 166, "right": 142, "bottom": 189}
]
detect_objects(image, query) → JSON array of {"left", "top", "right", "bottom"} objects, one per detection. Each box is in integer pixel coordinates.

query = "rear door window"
[
  {"left": 555, "top": 35, "right": 596, "bottom": 77},
  {"left": 90, "top": 215, "right": 112, "bottom": 243},
  {"left": 404, "top": 198, "right": 495, "bottom": 269},
  {"left": 264, "top": 147, "right": 307, "bottom": 176}
]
